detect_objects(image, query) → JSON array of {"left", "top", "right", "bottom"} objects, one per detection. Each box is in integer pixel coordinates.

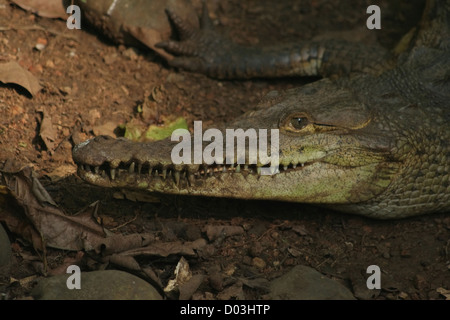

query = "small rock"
[
  {"left": 45, "top": 60, "right": 55, "bottom": 68},
  {"left": 287, "top": 247, "right": 302, "bottom": 258},
  {"left": 103, "top": 53, "right": 117, "bottom": 65},
  {"left": 252, "top": 257, "right": 266, "bottom": 269},
  {"left": 350, "top": 274, "right": 380, "bottom": 300},
  {"left": 122, "top": 47, "right": 139, "bottom": 60},
  {"left": 269, "top": 265, "right": 355, "bottom": 300},
  {"left": 205, "top": 225, "right": 244, "bottom": 241},
  {"left": 32, "top": 270, "right": 162, "bottom": 300},
  {"left": 414, "top": 274, "right": 427, "bottom": 291},
  {"left": 248, "top": 222, "right": 267, "bottom": 237},
  {"left": 209, "top": 273, "right": 224, "bottom": 291}
]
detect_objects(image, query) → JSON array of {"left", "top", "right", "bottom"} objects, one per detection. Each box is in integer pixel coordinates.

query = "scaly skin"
[
  {"left": 72, "top": 1, "right": 450, "bottom": 219},
  {"left": 155, "top": 5, "right": 394, "bottom": 79}
]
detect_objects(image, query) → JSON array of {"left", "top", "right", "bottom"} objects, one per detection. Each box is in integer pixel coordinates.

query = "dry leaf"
[
  {"left": 92, "top": 121, "right": 118, "bottom": 138},
  {"left": 0, "top": 61, "right": 41, "bottom": 96},
  {"left": 118, "top": 240, "right": 202, "bottom": 258},
  {"left": 0, "top": 184, "right": 44, "bottom": 250},
  {"left": 1, "top": 166, "right": 203, "bottom": 257},
  {"left": 178, "top": 274, "right": 205, "bottom": 300},
  {"left": 37, "top": 110, "right": 58, "bottom": 152},
  {"left": 437, "top": 287, "right": 450, "bottom": 300},
  {"left": 164, "top": 256, "right": 192, "bottom": 293},
  {"left": 1, "top": 167, "right": 108, "bottom": 251},
  {"left": 10, "top": 0, "right": 67, "bottom": 19}
]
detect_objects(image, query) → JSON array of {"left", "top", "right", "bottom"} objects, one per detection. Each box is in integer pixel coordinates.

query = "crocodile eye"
[
  {"left": 280, "top": 113, "right": 314, "bottom": 133},
  {"left": 290, "top": 117, "right": 309, "bottom": 130}
]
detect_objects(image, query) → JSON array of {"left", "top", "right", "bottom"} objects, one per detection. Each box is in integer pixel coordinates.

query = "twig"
[{"left": 109, "top": 213, "right": 139, "bottom": 231}]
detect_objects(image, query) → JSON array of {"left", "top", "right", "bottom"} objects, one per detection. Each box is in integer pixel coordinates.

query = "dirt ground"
[{"left": 0, "top": 0, "right": 449, "bottom": 300}]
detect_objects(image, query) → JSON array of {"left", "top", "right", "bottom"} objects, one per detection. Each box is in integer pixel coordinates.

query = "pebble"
[
  {"left": 32, "top": 270, "right": 162, "bottom": 300},
  {"left": 269, "top": 265, "right": 355, "bottom": 300},
  {"left": 252, "top": 257, "right": 266, "bottom": 269}
]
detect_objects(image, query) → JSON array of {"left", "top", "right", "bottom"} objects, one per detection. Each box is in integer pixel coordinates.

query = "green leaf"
[{"left": 144, "top": 117, "right": 188, "bottom": 141}]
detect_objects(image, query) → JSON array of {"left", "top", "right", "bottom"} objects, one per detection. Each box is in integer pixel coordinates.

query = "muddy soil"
[{"left": 0, "top": 0, "right": 449, "bottom": 300}]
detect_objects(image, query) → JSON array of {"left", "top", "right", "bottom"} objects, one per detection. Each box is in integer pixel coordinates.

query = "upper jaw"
[
  {"left": 72, "top": 133, "right": 380, "bottom": 190},
  {"left": 73, "top": 134, "right": 319, "bottom": 188}
]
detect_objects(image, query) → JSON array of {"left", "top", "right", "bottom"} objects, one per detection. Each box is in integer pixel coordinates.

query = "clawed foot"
[{"left": 156, "top": 4, "right": 236, "bottom": 77}]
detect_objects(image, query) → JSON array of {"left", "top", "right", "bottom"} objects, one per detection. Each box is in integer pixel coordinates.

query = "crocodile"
[{"left": 73, "top": 1, "right": 450, "bottom": 219}]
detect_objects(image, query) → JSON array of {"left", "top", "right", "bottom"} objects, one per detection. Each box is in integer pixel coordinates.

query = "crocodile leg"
[{"left": 156, "top": 5, "right": 394, "bottom": 79}]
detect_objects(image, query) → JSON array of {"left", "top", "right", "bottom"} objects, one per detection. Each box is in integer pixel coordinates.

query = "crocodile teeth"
[
  {"left": 174, "top": 171, "right": 180, "bottom": 185},
  {"left": 137, "top": 163, "right": 142, "bottom": 174},
  {"left": 244, "top": 164, "right": 248, "bottom": 170},
  {"left": 162, "top": 169, "right": 166, "bottom": 180},
  {"left": 110, "top": 168, "right": 116, "bottom": 180},
  {"left": 236, "top": 164, "right": 241, "bottom": 173},
  {"left": 283, "top": 165, "right": 287, "bottom": 171},
  {"left": 94, "top": 166, "right": 99, "bottom": 174},
  {"left": 292, "top": 164, "right": 297, "bottom": 169},
  {"left": 222, "top": 166, "right": 227, "bottom": 173},
  {"left": 129, "top": 162, "right": 135, "bottom": 174},
  {"left": 257, "top": 167, "right": 261, "bottom": 175},
  {"left": 188, "top": 174, "right": 194, "bottom": 185},
  {"left": 301, "top": 163, "right": 305, "bottom": 167}
]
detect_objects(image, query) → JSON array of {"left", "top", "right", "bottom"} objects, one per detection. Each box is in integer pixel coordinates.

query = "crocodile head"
[{"left": 73, "top": 78, "right": 403, "bottom": 216}]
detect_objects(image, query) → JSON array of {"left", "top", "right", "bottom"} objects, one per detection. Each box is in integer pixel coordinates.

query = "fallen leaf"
[
  {"left": 437, "top": 287, "right": 450, "bottom": 300},
  {"left": 0, "top": 184, "right": 43, "bottom": 251},
  {"left": 144, "top": 117, "right": 188, "bottom": 141},
  {"left": 178, "top": 274, "right": 205, "bottom": 300},
  {"left": 11, "top": 0, "right": 67, "bottom": 19},
  {"left": 118, "top": 239, "right": 204, "bottom": 258},
  {"left": 122, "top": 116, "right": 188, "bottom": 142},
  {"left": 0, "top": 166, "right": 108, "bottom": 251},
  {"left": 165, "top": 257, "right": 191, "bottom": 289},
  {"left": 217, "top": 282, "right": 245, "bottom": 300},
  {"left": 92, "top": 121, "right": 118, "bottom": 138},
  {"left": 37, "top": 109, "right": 58, "bottom": 152},
  {"left": 47, "top": 252, "right": 85, "bottom": 276},
  {"left": 0, "top": 61, "right": 41, "bottom": 96}
]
